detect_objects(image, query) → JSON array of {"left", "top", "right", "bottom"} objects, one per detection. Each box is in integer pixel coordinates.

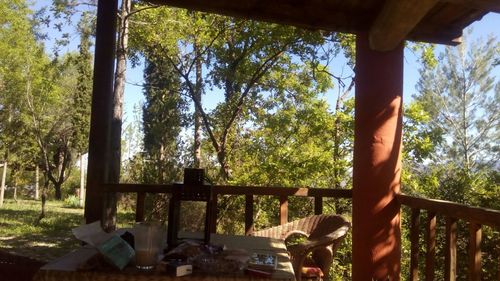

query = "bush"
[{"left": 63, "top": 195, "right": 82, "bottom": 208}]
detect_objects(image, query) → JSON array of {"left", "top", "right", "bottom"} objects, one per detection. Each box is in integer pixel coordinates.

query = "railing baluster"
[
  {"left": 279, "top": 195, "right": 288, "bottom": 225},
  {"left": 426, "top": 212, "right": 437, "bottom": 281},
  {"left": 410, "top": 208, "right": 420, "bottom": 281},
  {"left": 209, "top": 193, "right": 218, "bottom": 233},
  {"left": 444, "top": 217, "right": 457, "bottom": 281},
  {"left": 245, "top": 194, "right": 254, "bottom": 235},
  {"left": 497, "top": 243, "right": 500, "bottom": 281},
  {"left": 135, "top": 192, "right": 146, "bottom": 222},
  {"left": 468, "top": 222, "right": 482, "bottom": 281},
  {"left": 314, "top": 196, "right": 323, "bottom": 215}
]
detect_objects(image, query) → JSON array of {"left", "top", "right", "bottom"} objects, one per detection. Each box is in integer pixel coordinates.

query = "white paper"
[{"left": 72, "top": 221, "right": 114, "bottom": 247}]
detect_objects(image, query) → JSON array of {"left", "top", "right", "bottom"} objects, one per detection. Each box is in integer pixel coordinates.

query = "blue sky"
[
  {"left": 122, "top": 13, "right": 500, "bottom": 125},
  {"left": 32, "top": 2, "right": 498, "bottom": 130}
]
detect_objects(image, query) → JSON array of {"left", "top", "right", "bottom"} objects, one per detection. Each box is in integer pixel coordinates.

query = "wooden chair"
[
  {"left": 252, "top": 215, "right": 350, "bottom": 281},
  {"left": 0, "top": 250, "right": 45, "bottom": 281}
]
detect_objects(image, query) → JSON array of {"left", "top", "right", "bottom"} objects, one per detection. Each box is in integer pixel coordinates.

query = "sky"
[
  {"left": 121, "top": 13, "right": 500, "bottom": 125},
  {"left": 32, "top": 2, "right": 499, "bottom": 136}
]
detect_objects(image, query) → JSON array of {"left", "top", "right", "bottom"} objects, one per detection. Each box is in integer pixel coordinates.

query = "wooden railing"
[
  {"left": 104, "top": 184, "right": 500, "bottom": 279},
  {"left": 397, "top": 194, "right": 500, "bottom": 281},
  {"left": 103, "top": 183, "right": 352, "bottom": 235}
]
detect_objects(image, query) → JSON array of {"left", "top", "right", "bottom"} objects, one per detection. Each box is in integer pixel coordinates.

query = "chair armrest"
[
  {"left": 287, "top": 225, "right": 349, "bottom": 256},
  {"left": 283, "top": 230, "right": 309, "bottom": 246}
]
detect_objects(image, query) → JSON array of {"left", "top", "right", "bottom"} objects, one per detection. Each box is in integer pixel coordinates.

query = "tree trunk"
[
  {"left": 103, "top": 0, "right": 130, "bottom": 231},
  {"left": 332, "top": 79, "right": 354, "bottom": 189},
  {"left": 217, "top": 150, "right": 230, "bottom": 181},
  {"left": 35, "top": 165, "right": 39, "bottom": 200},
  {"left": 79, "top": 153, "right": 85, "bottom": 207},
  {"left": 193, "top": 42, "right": 203, "bottom": 168},
  {"left": 54, "top": 183, "right": 62, "bottom": 200},
  {"left": 332, "top": 95, "right": 342, "bottom": 189},
  {"left": 36, "top": 179, "right": 49, "bottom": 224},
  {"left": 53, "top": 152, "right": 64, "bottom": 200},
  {"left": 0, "top": 161, "right": 7, "bottom": 207}
]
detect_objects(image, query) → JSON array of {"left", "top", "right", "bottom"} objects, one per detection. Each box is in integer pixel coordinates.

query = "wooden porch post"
[
  {"left": 352, "top": 32, "right": 403, "bottom": 281},
  {"left": 84, "top": 0, "right": 118, "bottom": 226}
]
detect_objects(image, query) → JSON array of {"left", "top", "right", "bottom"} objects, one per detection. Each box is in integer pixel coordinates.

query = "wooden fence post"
[
  {"left": 468, "top": 223, "right": 482, "bottom": 281},
  {"left": 245, "top": 194, "right": 254, "bottom": 235},
  {"left": 444, "top": 217, "right": 457, "bottom": 281},
  {"left": 426, "top": 212, "right": 437, "bottom": 281},
  {"left": 279, "top": 196, "right": 288, "bottom": 225},
  {"left": 314, "top": 196, "right": 323, "bottom": 215},
  {"left": 409, "top": 208, "right": 420, "bottom": 281},
  {"left": 135, "top": 192, "right": 145, "bottom": 222}
]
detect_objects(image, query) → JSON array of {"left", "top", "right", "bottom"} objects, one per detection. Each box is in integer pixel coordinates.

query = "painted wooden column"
[
  {"left": 84, "top": 0, "right": 118, "bottom": 225},
  {"left": 352, "top": 32, "right": 403, "bottom": 281}
]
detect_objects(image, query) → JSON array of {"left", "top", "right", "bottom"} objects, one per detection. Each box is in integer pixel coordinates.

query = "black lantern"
[{"left": 167, "top": 168, "right": 214, "bottom": 249}]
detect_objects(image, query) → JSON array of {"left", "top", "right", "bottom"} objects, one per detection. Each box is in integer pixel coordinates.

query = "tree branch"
[{"left": 220, "top": 40, "right": 296, "bottom": 146}]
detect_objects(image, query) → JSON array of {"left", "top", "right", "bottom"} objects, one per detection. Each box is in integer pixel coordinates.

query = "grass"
[{"left": 0, "top": 199, "right": 135, "bottom": 262}]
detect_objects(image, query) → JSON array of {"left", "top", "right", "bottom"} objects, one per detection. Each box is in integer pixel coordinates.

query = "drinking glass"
[{"left": 134, "top": 222, "right": 165, "bottom": 270}]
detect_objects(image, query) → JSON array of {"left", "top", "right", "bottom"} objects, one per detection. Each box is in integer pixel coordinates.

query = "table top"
[{"left": 33, "top": 234, "right": 295, "bottom": 281}]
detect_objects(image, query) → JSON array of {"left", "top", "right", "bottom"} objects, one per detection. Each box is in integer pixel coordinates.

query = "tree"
[
  {"left": 404, "top": 35, "right": 500, "bottom": 280},
  {"left": 25, "top": 55, "right": 77, "bottom": 202},
  {"left": 130, "top": 6, "right": 333, "bottom": 181},
  {"left": 140, "top": 55, "right": 186, "bottom": 183},
  {"left": 71, "top": 11, "right": 93, "bottom": 207},
  {"left": 71, "top": 11, "right": 93, "bottom": 156},
  {"left": 0, "top": 0, "right": 43, "bottom": 206},
  {"left": 415, "top": 35, "right": 499, "bottom": 174}
]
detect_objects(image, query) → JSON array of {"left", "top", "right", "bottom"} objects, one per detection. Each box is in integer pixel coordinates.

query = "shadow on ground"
[{"left": 0, "top": 200, "right": 136, "bottom": 262}]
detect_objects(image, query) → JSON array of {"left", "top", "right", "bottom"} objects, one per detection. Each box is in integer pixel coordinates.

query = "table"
[{"left": 33, "top": 234, "right": 295, "bottom": 281}]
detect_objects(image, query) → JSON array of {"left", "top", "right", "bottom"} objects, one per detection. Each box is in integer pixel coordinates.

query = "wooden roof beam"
[
  {"left": 147, "top": 0, "right": 369, "bottom": 34},
  {"left": 369, "top": 0, "right": 439, "bottom": 51}
]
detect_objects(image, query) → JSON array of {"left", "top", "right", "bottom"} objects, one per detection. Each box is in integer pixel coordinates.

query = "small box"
[
  {"left": 97, "top": 235, "right": 135, "bottom": 270},
  {"left": 247, "top": 253, "right": 277, "bottom": 270},
  {"left": 166, "top": 262, "right": 193, "bottom": 277}
]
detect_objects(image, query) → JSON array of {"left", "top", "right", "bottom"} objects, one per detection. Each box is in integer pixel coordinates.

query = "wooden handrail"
[
  {"left": 104, "top": 183, "right": 174, "bottom": 193},
  {"left": 104, "top": 183, "right": 352, "bottom": 232},
  {"left": 398, "top": 193, "right": 500, "bottom": 281},
  {"left": 103, "top": 183, "right": 353, "bottom": 198},
  {"left": 397, "top": 193, "right": 500, "bottom": 227},
  {"left": 104, "top": 184, "right": 500, "bottom": 279}
]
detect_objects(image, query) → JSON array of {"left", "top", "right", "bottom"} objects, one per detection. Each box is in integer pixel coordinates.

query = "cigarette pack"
[
  {"left": 97, "top": 235, "right": 135, "bottom": 270},
  {"left": 247, "top": 253, "right": 277, "bottom": 270},
  {"left": 166, "top": 262, "right": 193, "bottom": 276}
]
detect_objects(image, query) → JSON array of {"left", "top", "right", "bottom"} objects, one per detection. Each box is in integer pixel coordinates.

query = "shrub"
[{"left": 63, "top": 195, "right": 82, "bottom": 208}]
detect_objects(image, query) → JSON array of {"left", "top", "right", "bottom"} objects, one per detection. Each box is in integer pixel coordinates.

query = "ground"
[{"left": 0, "top": 199, "right": 135, "bottom": 262}]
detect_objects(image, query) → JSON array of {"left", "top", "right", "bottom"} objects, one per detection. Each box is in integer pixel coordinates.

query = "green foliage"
[
  {"left": 63, "top": 195, "right": 81, "bottom": 208},
  {"left": 415, "top": 35, "right": 499, "bottom": 173},
  {"left": 403, "top": 101, "right": 441, "bottom": 163},
  {"left": 402, "top": 35, "right": 500, "bottom": 280},
  {"left": 0, "top": 0, "right": 40, "bottom": 172},
  {"left": 129, "top": 5, "right": 349, "bottom": 181},
  {"left": 0, "top": 0, "right": 95, "bottom": 201},
  {"left": 409, "top": 42, "right": 437, "bottom": 68},
  {"left": 140, "top": 56, "right": 186, "bottom": 183},
  {"left": 71, "top": 11, "right": 93, "bottom": 154}
]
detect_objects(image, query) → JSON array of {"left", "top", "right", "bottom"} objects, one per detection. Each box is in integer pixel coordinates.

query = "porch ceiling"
[{"left": 145, "top": 0, "right": 498, "bottom": 51}]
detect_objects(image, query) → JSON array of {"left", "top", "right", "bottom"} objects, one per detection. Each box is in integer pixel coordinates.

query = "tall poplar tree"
[{"left": 141, "top": 55, "right": 186, "bottom": 183}]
